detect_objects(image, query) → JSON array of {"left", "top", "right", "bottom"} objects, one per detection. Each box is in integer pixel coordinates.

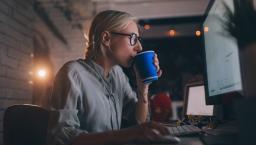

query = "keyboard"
[{"left": 167, "top": 125, "right": 202, "bottom": 136}]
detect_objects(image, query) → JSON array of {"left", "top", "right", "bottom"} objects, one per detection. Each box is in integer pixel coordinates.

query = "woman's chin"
[
  {"left": 119, "top": 58, "right": 134, "bottom": 68},
  {"left": 122, "top": 63, "right": 130, "bottom": 68}
]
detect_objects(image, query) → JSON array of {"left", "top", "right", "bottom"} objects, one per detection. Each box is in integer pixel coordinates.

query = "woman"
[{"left": 48, "top": 10, "right": 170, "bottom": 145}]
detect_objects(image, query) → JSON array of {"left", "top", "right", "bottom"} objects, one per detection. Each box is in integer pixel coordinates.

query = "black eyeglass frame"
[{"left": 111, "top": 32, "right": 142, "bottom": 46}]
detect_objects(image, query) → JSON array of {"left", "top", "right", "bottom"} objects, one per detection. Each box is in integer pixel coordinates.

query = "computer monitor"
[
  {"left": 202, "top": 0, "right": 243, "bottom": 105},
  {"left": 184, "top": 83, "right": 214, "bottom": 116}
]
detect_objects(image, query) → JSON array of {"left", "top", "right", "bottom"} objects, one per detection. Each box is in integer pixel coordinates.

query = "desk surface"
[
  {"left": 178, "top": 137, "right": 204, "bottom": 145},
  {"left": 125, "top": 136, "right": 204, "bottom": 145},
  {"left": 126, "top": 121, "right": 238, "bottom": 145}
]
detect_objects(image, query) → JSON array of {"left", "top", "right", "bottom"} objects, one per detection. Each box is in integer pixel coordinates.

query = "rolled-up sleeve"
[{"left": 47, "top": 63, "right": 87, "bottom": 145}]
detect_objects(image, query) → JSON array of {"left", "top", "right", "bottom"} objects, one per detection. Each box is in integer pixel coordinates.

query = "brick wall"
[
  {"left": 0, "top": 0, "right": 87, "bottom": 144},
  {"left": 33, "top": 2, "right": 86, "bottom": 107},
  {"left": 0, "top": 0, "right": 34, "bottom": 144}
]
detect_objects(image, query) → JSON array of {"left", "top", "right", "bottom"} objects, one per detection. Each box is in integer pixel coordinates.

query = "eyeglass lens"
[{"left": 130, "top": 33, "right": 141, "bottom": 46}]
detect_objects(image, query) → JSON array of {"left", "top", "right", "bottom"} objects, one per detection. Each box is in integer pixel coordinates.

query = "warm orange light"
[
  {"left": 29, "top": 71, "right": 33, "bottom": 75},
  {"left": 195, "top": 30, "right": 201, "bottom": 37},
  {"left": 30, "top": 53, "right": 34, "bottom": 58},
  {"left": 169, "top": 29, "right": 176, "bottom": 37},
  {"left": 37, "top": 69, "right": 47, "bottom": 79},
  {"left": 144, "top": 24, "right": 151, "bottom": 30},
  {"left": 28, "top": 80, "right": 33, "bottom": 85},
  {"left": 204, "top": 26, "right": 209, "bottom": 32}
]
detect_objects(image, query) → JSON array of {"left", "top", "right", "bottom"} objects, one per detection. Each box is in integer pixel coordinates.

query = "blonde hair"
[{"left": 86, "top": 10, "right": 136, "bottom": 59}]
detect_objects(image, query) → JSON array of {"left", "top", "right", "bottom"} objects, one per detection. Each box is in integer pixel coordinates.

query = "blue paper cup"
[{"left": 134, "top": 50, "right": 158, "bottom": 84}]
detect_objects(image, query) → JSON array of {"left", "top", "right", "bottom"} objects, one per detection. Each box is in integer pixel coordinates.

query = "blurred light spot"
[
  {"left": 204, "top": 26, "right": 209, "bottom": 32},
  {"left": 144, "top": 24, "right": 151, "bottom": 30},
  {"left": 30, "top": 53, "right": 34, "bottom": 58},
  {"left": 37, "top": 69, "right": 47, "bottom": 79},
  {"left": 169, "top": 29, "right": 176, "bottom": 37},
  {"left": 28, "top": 80, "right": 33, "bottom": 85},
  {"left": 196, "top": 30, "right": 201, "bottom": 37},
  {"left": 29, "top": 71, "right": 33, "bottom": 75}
]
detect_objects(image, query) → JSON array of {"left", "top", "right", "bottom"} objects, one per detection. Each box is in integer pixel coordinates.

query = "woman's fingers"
[
  {"left": 157, "top": 69, "right": 163, "bottom": 77},
  {"left": 134, "top": 121, "right": 172, "bottom": 143},
  {"left": 153, "top": 54, "right": 162, "bottom": 77},
  {"left": 151, "top": 122, "right": 170, "bottom": 135},
  {"left": 145, "top": 122, "right": 170, "bottom": 135},
  {"left": 154, "top": 54, "right": 160, "bottom": 70},
  {"left": 145, "top": 129, "right": 160, "bottom": 141}
]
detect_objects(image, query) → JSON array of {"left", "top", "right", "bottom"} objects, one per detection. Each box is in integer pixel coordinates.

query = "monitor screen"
[
  {"left": 185, "top": 84, "right": 214, "bottom": 116},
  {"left": 202, "top": 0, "right": 243, "bottom": 104}
]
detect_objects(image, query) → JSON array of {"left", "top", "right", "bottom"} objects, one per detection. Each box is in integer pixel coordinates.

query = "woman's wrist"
[
  {"left": 137, "top": 83, "right": 149, "bottom": 102},
  {"left": 137, "top": 98, "right": 149, "bottom": 104},
  {"left": 137, "top": 91, "right": 148, "bottom": 103}
]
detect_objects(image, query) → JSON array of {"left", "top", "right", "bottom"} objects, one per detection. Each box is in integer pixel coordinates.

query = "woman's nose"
[{"left": 134, "top": 41, "right": 143, "bottom": 52}]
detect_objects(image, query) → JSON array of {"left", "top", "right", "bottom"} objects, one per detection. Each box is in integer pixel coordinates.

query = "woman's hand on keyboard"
[{"left": 132, "top": 121, "right": 171, "bottom": 142}]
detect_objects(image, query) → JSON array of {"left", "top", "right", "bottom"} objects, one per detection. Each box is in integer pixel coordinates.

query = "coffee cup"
[{"left": 134, "top": 50, "right": 158, "bottom": 84}]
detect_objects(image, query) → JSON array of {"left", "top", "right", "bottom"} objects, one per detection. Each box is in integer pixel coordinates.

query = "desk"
[
  {"left": 125, "top": 137, "right": 204, "bottom": 145},
  {"left": 126, "top": 134, "right": 238, "bottom": 145},
  {"left": 126, "top": 121, "right": 238, "bottom": 145},
  {"left": 178, "top": 137, "right": 204, "bottom": 145}
]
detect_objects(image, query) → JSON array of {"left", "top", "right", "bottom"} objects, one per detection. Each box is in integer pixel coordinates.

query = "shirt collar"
[{"left": 85, "top": 58, "right": 114, "bottom": 82}]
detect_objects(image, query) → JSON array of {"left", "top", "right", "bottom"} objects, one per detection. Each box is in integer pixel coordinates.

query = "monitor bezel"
[
  {"left": 201, "top": 0, "right": 243, "bottom": 105},
  {"left": 183, "top": 82, "right": 214, "bottom": 117}
]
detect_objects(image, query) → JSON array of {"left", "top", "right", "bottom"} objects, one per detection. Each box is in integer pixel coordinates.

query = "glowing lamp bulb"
[
  {"left": 204, "top": 26, "right": 209, "bottom": 32},
  {"left": 144, "top": 24, "right": 151, "bottom": 30},
  {"left": 37, "top": 69, "right": 47, "bottom": 78},
  {"left": 195, "top": 30, "right": 201, "bottom": 37},
  {"left": 169, "top": 30, "right": 176, "bottom": 37}
]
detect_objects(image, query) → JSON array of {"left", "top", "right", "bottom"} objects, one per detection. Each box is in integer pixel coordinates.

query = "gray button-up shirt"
[{"left": 48, "top": 59, "right": 138, "bottom": 145}]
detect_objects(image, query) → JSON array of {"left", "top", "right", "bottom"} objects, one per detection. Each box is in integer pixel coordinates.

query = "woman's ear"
[{"left": 101, "top": 31, "right": 111, "bottom": 47}]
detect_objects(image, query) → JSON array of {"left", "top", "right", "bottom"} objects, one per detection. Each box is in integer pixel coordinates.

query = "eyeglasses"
[{"left": 111, "top": 32, "right": 142, "bottom": 46}]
